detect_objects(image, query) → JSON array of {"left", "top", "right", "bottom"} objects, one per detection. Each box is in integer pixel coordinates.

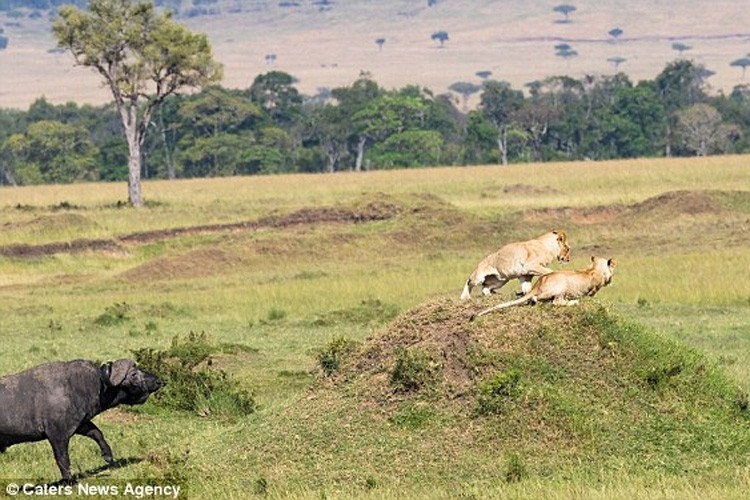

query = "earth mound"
[{"left": 314, "top": 300, "right": 750, "bottom": 472}]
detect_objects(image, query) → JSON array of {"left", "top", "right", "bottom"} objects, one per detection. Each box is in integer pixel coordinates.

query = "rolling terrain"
[
  {"left": 3, "top": 0, "right": 750, "bottom": 109},
  {"left": 0, "top": 156, "right": 749, "bottom": 496}
]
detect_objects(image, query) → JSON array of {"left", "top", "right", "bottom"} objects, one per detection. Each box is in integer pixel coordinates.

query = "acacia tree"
[
  {"left": 479, "top": 81, "right": 525, "bottom": 165},
  {"left": 53, "top": 0, "right": 222, "bottom": 207}
]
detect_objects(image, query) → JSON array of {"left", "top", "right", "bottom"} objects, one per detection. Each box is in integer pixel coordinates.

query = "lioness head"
[
  {"left": 554, "top": 230, "right": 571, "bottom": 262},
  {"left": 590, "top": 256, "right": 615, "bottom": 286}
]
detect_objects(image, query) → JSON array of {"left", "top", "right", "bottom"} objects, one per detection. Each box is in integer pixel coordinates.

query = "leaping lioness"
[
  {"left": 460, "top": 231, "right": 571, "bottom": 300},
  {"left": 470, "top": 256, "right": 615, "bottom": 321}
]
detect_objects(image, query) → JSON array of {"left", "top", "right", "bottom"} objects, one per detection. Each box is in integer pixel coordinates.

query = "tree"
[
  {"left": 1, "top": 120, "right": 99, "bottom": 184},
  {"left": 730, "top": 57, "right": 750, "bottom": 78},
  {"left": 247, "top": 71, "right": 303, "bottom": 126},
  {"left": 671, "top": 42, "right": 692, "bottom": 57},
  {"left": 553, "top": 4, "right": 576, "bottom": 22},
  {"left": 53, "top": 0, "right": 222, "bottom": 207},
  {"left": 608, "top": 27, "right": 623, "bottom": 41},
  {"left": 448, "top": 81, "right": 481, "bottom": 111},
  {"left": 607, "top": 56, "right": 627, "bottom": 71},
  {"left": 653, "top": 60, "right": 710, "bottom": 155},
  {"left": 176, "top": 86, "right": 261, "bottom": 176},
  {"left": 556, "top": 46, "right": 578, "bottom": 64},
  {"left": 375, "top": 37, "right": 385, "bottom": 51},
  {"left": 479, "top": 81, "right": 525, "bottom": 165},
  {"left": 431, "top": 31, "right": 449, "bottom": 47},
  {"left": 677, "top": 103, "right": 739, "bottom": 156},
  {"left": 475, "top": 70, "right": 492, "bottom": 80},
  {"left": 352, "top": 94, "right": 427, "bottom": 171}
]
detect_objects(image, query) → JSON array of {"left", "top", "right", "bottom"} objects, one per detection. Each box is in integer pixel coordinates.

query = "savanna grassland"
[
  {"left": 4, "top": 0, "right": 750, "bottom": 108},
  {"left": 0, "top": 156, "right": 750, "bottom": 498}
]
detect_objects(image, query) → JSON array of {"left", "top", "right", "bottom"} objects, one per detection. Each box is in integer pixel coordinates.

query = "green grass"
[{"left": 1, "top": 156, "right": 750, "bottom": 497}]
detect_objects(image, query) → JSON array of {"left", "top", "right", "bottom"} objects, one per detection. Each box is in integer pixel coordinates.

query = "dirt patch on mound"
[
  {"left": 629, "top": 190, "right": 726, "bottom": 216},
  {"left": 335, "top": 298, "right": 613, "bottom": 407}
]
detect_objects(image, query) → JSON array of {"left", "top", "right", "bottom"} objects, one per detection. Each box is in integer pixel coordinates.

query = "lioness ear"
[
  {"left": 556, "top": 230, "right": 567, "bottom": 242},
  {"left": 108, "top": 359, "right": 135, "bottom": 386},
  {"left": 590, "top": 255, "right": 596, "bottom": 263},
  {"left": 608, "top": 258, "right": 616, "bottom": 268}
]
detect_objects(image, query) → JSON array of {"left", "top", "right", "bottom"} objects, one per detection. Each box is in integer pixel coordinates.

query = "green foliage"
[
  {"left": 390, "top": 347, "right": 435, "bottom": 392},
  {"left": 317, "top": 336, "right": 357, "bottom": 376},
  {"left": 2, "top": 120, "right": 99, "bottom": 184},
  {"left": 476, "top": 369, "right": 521, "bottom": 415},
  {"left": 94, "top": 302, "right": 132, "bottom": 326},
  {"left": 0, "top": 56, "right": 748, "bottom": 183},
  {"left": 132, "top": 331, "right": 256, "bottom": 418}
]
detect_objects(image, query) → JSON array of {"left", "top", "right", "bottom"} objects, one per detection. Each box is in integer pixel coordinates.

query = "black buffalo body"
[{"left": 0, "top": 359, "right": 162, "bottom": 481}]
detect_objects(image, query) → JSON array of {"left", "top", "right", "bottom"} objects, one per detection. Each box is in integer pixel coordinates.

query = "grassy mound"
[{"left": 304, "top": 300, "right": 750, "bottom": 479}]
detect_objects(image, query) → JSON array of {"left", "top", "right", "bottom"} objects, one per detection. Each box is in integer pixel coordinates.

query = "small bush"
[
  {"left": 477, "top": 369, "right": 521, "bottom": 415},
  {"left": 390, "top": 347, "right": 435, "bottom": 392},
  {"left": 317, "top": 336, "right": 357, "bottom": 376},
  {"left": 132, "top": 332, "right": 256, "bottom": 419},
  {"left": 267, "top": 307, "right": 287, "bottom": 321},
  {"left": 94, "top": 302, "right": 132, "bottom": 326}
]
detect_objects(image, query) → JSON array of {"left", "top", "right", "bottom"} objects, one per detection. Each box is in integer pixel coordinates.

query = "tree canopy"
[{"left": 52, "top": 0, "right": 222, "bottom": 206}]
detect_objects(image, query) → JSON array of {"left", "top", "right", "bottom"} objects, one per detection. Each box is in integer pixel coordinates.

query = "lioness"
[
  {"left": 460, "top": 230, "right": 571, "bottom": 300},
  {"left": 471, "top": 256, "right": 615, "bottom": 320}
]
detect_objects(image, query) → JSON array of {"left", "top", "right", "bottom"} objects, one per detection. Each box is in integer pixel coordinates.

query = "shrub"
[
  {"left": 94, "top": 302, "right": 131, "bottom": 326},
  {"left": 390, "top": 347, "right": 435, "bottom": 392},
  {"left": 477, "top": 369, "right": 521, "bottom": 415},
  {"left": 317, "top": 336, "right": 357, "bottom": 376},
  {"left": 132, "top": 331, "right": 256, "bottom": 419}
]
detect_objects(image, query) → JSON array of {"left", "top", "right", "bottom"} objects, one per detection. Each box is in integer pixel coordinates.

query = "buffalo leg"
[
  {"left": 76, "top": 421, "right": 113, "bottom": 464},
  {"left": 48, "top": 434, "right": 72, "bottom": 482}
]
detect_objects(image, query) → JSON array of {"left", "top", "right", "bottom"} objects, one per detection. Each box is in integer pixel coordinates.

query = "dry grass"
[{"left": 3, "top": 1, "right": 750, "bottom": 108}]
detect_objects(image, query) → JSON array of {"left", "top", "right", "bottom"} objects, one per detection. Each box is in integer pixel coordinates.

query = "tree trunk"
[
  {"left": 355, "top": 136, "right": 367, "bottom": 172},
  {"left": 124, "top": 116, "right": 144, "bottom": 208},
  {"left": 127, "top": 137, "right": 144, "bottom": 208},
  {"left": 117, "top": 103, "right": 145, "bottom": 208},
  {"left": 0, "top": 163, "right": 16, "bottom": 186},
  {"left": 497, "top": 126, "right": 508, "bottom": 166}
]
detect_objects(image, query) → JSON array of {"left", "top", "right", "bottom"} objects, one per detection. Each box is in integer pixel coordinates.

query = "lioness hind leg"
[
  {"left": 552, "top": 296, "right": 579, "bottom": 306},
  {"left": 482, "top": 275, "right": 507, "bottom": 296}
]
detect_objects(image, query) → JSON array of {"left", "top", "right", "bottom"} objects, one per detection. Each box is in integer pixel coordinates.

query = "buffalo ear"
[{"left": 108, "top": 359, "right": 135, "bottom": 386}]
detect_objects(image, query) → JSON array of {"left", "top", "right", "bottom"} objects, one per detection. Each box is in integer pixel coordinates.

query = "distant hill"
[{"left": 2, "top": 0, "right": 750, "bottom": 109}]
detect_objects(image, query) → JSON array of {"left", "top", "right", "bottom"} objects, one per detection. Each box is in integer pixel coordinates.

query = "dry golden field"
[{"left": 3, "top": 0, "right": 750, "bottom": 109}]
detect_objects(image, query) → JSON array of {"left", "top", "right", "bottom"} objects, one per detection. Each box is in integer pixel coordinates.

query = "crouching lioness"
[
  {"left": 460, "top": 231, "right": 571, "bottom": 300},
  {"left": 471, "top": 256, "right": 615, "bottom": 320}
]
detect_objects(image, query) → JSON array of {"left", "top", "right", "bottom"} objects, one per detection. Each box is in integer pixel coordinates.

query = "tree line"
[{"left": 2, "top": 60, "right": 750, "bottom": 187}]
